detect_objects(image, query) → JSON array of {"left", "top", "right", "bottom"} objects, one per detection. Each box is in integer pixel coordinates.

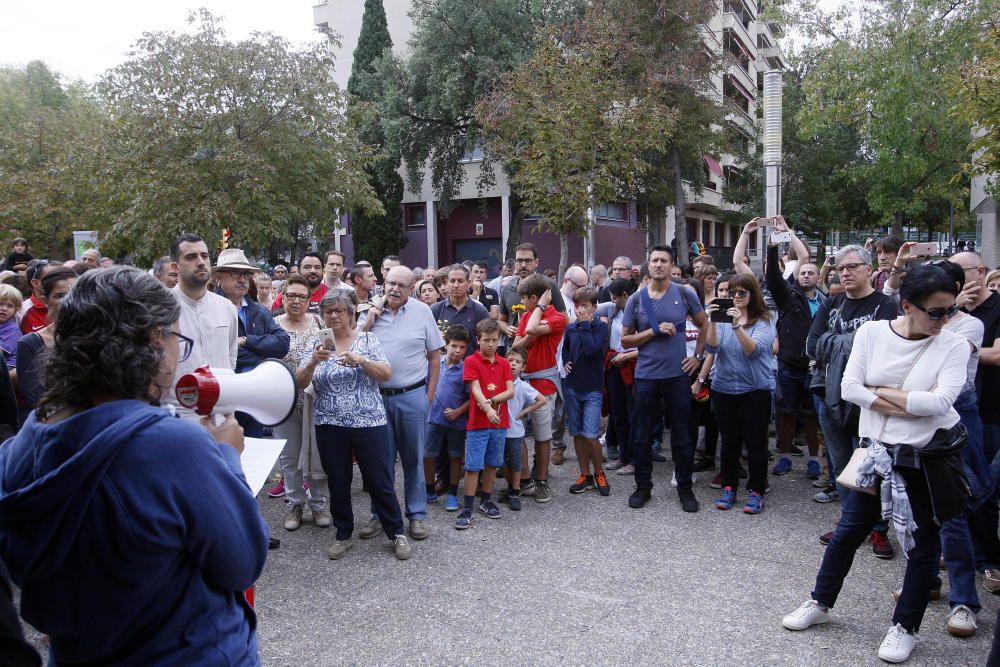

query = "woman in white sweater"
[{"left": 782, "top": 264, "right": 971, "bottom": 664}]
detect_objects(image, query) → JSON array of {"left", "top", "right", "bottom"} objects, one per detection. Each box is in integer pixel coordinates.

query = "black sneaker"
[
  {"left": 678, "top": 489, "right": 699, "bottom": 513},
  {"left": 628, "top": 487, "right": 651, "bottom": 509},
  {"left": 509, "top": 494, "right": 522, "bottom": 511},
  {"left": 570, "top": 474, "right": 595, "bottom": 494},
  {"left": 651, "top": 451, "right": 667, "bottom": 463},
  {"left": 479, "top": 500, "right": 502, "bottom": 519},
  {"left": 693, "top": 457, "right": 716, "bottom": 471}
]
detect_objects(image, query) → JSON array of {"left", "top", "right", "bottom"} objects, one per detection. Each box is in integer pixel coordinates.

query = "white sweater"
[{"left": 841, "top": 319, "right": 970, "bottom": 447}]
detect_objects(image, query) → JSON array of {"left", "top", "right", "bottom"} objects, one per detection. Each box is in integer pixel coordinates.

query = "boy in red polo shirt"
[
  {"left": 457, "top": 319, "right": 514, "bottom": 529},
  {"left": 513, "top": 274, "right": 568, "bottom": 503}
]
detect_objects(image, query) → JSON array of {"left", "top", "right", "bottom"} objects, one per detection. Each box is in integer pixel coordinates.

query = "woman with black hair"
[
  {"left": 15, "top": 266, "right": 77, "bottom": 411},
  {"left": 704, "top": 272, "right": 776, "bottom": 515},
  {"left": 0, "top": 266, "right": 268, "bottom": 666},
  {"left": 783, "top": 264, "right": 972, "bottom": 663}
]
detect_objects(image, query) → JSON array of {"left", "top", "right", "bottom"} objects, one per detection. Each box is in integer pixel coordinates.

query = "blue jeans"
[
  {"left": 939, "top": 512, "right": 981, "bottom": 612},
  {"left": 564, "top": 387, "right": 603, "bottom": 438},
  {"left": 315, "top": 424, "right": 404, "bottom": 541},
  {"left": 974, "top": 422, "right": 1000, "bottom": 571},
  {"left": 378, "top": 389, "right": 429, "bottom": 521},
  {"left": 811, "top": 466, "right": 939, "bottom": 633},
  {"left": 631, "top": 376, "right": 694, "bottom": 492}
]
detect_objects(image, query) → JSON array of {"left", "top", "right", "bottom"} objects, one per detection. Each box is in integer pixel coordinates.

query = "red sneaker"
[
  {"left": 266, "top": 478, "right": 286, "bottom": 498},
  {"left": 870, "top": 531, "right": 895, "bottom": 560}
]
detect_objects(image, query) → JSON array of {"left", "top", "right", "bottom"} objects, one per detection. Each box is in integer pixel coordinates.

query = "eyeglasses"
[
  {"left": 164, "top": 330, "right": 194, "bottom": 363},
  {"left": 911, "top": 302, "right": 960, "bottom": 321},
  {"left": 568, "top": 279, "right": 587, "bottom": 289},
  {"left": 27, "top": 259, "right": 50, "bottom": 281},
  {"left": 384, "top": 280, "right": 410, "bottom": 290},
  {"left": 835, "top": 262, "right": 865, "bottom": 273},
  {"left": 514, "top": 257, "right": 535, "bottom": 265},
  {"left": 284, "top": 293, "right": 310, "bottom": 301},
  {"left": 220, "top": 270, "right": 254, "bottom": 280},
  {"left": 325, "top": 307, "right": 349, "bottom": 316},
  {"left": 731, "top": 289, "right": 751, "bottom": 298}
]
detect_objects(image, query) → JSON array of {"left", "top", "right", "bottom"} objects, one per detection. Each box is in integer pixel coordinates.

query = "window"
[
  {"left": 702, "top": 222, "right": 712, "bottom": 245},
  {"left": 460, "top": 143, "right": 484, "bottom": 162},
  {"left": 595, "top": 202, "right": 628, "bottom": 221},
  {"left": 686, "top": 219, "right": 699, "bottom": 244},
  {"left": 406, "top": 205, "right": 427, "bottom": 230},
  {"left": 715, "top": 222, "right": 727, "bottom": 246}
]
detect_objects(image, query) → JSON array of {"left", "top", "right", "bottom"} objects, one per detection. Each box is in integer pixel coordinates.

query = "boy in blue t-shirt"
[
  {"left": 501, "top": 347, "right": 547, "bottom": 511},
  {"left": 424, "top": 326, "right": 470, "bottom": 511}
]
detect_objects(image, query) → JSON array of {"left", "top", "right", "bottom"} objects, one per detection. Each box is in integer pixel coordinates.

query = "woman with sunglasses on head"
[
  {"left": 0, "top": 267, "right": 269, "bottom": 666},
  {"left": 784, "top": 264, "right": 973, "bottom": 663},
  {"left": 704, "top": 273, "right": 776, "bottom": 514},
  {"left": 272, "top": 275, "right": 332, "bottom": 531}
]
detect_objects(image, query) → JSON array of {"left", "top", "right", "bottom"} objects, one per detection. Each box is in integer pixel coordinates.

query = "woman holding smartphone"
[{"left": 704, "top": 273, "right": 776, "bottom": 514}]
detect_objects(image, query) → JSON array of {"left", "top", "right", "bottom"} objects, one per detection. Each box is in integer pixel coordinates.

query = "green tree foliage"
[
  {"left": 0, "top": 62, "right": 107, "bottom": 258},
  {"left": 952, "top": 17, "right": 1000, "bottom": 196},
  {"left": 347, "top": 0, "right": 407, "bottom": 265},
  {"left": 477, "top": 9, "right": 677, "bottom": 278},
  {"left": 366, "top": 0, "right": 586, "bottom": 257},
  {"left": 724, "top": 64, "right": 873, "bottom": 256},
  {"left": 97, "top": 10, "right": 381, "bottom": 264},
  {"left": 789, "top": 0, "right": 982, "bottom": 236}
]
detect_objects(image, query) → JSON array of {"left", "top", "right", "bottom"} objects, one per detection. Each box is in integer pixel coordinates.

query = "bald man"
[
  {"left": 560, "top": 266, "right": 590, "bottom": 323},
  {"left": 950, "top": 251, "right": 1000, "bottom": 593},
  {"left": 360, "top": 265, "right": 444, "bottom": 543}
]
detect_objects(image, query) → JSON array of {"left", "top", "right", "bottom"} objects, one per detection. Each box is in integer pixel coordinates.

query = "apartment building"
[{"left": 312, "top": 0, "right": 785, "bottom": 272}]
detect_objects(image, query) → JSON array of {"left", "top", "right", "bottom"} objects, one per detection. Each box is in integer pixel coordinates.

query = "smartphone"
[
  {"left": 317, "top": 328, "right": 335, "bottom": 349},
  {"left": 910, "top": 242, "right": 938, "bottom": 257},
  {"left": 710, "top": 298, "right": 734, "bottom": 323},
  {"left": 769, "top": 229, "right": 792, "bottom": 243}
]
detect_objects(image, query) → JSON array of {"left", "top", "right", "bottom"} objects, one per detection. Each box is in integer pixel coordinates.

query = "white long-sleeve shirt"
[
  {"left": 841, "top": 319, "right": 970, "bottom": 447},
  {"left": 168, "top": 287, "right": 238, "bottom": 413}
]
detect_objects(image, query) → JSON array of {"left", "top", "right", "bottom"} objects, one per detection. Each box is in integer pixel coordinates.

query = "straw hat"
[{"left": 214, "top": 248, "right": 257, "bottom": 272}]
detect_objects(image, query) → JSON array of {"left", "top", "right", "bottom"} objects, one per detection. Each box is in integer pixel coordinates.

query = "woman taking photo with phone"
[
  {"left": 704, "top": 273, "right": 776, "bottom": 515},
  {"left": 782, "top": 264, "right": 971, "bottom": 663}
]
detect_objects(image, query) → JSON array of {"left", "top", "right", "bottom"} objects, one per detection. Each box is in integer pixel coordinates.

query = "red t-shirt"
[
  {"left": 272, "top": 283, "right": 328, "bottom": 312},
  {"left": 19, "top": 295, "right": 48, "bottom": 334},
  {"left": 463, "top": 350, "right": 513, "bottom": 430},
  {"left": 516, "top": 304, "right": 567, "bottom": 395}
]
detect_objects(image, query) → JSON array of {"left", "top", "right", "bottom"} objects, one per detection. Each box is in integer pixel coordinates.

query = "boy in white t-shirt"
[{"left": 501, "top": 347, "right": 547, "bottom": 511}]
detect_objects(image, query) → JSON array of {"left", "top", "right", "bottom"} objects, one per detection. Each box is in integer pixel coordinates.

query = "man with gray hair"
[
  {"left": 805, "top": 243, "right": 898, "bottom": 557},
  {"left": 153, "top": 256, "right": 178, "bottom": 289},
  {"left": 590, "top": 264, "right": 608, "bottom": 299},
  {"left": 600, "top": 256, "right": 634, "bottom": 302},
  {"left": 360, "top": 265, "right": 444, "bottom": 542}
]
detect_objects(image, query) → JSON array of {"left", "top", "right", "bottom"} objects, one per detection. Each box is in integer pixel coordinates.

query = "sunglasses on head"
[{"left": 911, "top": 302, "right": 960, "bottom": 321}]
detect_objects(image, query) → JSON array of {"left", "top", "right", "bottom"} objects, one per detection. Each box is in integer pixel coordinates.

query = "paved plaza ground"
[{"left": 253, "top": 450, "right": 996, "bottom": 666}]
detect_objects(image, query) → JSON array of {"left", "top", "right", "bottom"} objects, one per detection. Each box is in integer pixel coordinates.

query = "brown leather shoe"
[{"left": 552, "top": 449, "right": 565, "bottom": 465}]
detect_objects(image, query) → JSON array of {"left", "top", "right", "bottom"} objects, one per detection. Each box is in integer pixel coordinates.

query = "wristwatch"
[
  {"left": 732, "top": 323, "right": 743, "bottom": 331},
  {"left": 695, "top": 353, "right": 706, "bottom": 362}
]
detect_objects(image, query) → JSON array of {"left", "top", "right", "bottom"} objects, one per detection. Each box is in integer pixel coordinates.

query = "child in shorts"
[
  {"left": 562, "top": 287, "right": 611, "bottom": 496},
  {"left": 502, "top": 347, "right": 547, "bottom": 511},
  {"left": 424, "top": 325, "right": 470, "bottom": 511},
  {"left": 457, "top": 319, "right": 514, "bottom": 529}
]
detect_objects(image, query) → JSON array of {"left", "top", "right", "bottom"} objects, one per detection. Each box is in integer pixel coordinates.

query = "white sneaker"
[
  {"left": 945, "top": 604, "right": 977, "bottom": 638},
  {"left": 670, "top": 471, "right": 698, "bottom": 488},
  {"left": 782, "top": 599, "right": 830, "bottom": 630},
  {"left": 877, "top": 624, "right": 915, "bottom": 663}
]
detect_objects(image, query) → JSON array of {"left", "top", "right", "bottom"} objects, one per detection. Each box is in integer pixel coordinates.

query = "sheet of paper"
[{"left": 240, "top": 437, "right": 286, "bottom": 497}]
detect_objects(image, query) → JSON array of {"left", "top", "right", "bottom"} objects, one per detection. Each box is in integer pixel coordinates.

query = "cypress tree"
[{"left": 347, "top": 0, "right": 407, "bottom": 265}]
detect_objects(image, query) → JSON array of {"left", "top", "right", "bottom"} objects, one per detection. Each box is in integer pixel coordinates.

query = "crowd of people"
[{"left": 0, "top": 221, "right": 999, "bottom": 664}]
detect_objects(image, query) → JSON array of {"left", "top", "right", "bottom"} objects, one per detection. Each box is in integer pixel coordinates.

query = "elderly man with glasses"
[
  {"left": 805, "top": 244, "right": 898, "bottom": 558},
  {"left": 359, "top": 266, "right": 445, "bottom": 543},
  {"left": 599, "top": 256, "right": 635, "bottom": 303},
  {"left": 559, "top": 265, "right": 590, "bottom": 323}
]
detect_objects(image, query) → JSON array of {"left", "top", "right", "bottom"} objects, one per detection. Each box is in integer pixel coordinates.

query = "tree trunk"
[
  {"left": 558, "top": 231, "right": 568, "bottom": 284},
  {"left": 672, "top": 147, "right": 688, "bottom": 266},
  {"left": 505, "top": 198, "right": 524, "bottom": 262},
  {"left": 892, "top": 211, "right": 904, "bottom": 239}
]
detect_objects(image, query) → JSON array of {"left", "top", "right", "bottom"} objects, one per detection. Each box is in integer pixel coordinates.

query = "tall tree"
[
  {"left": 347, "top": 0, "right": 407, "bottom": 265},
  {"left": 952, "top": 16, "right": 1000, "bottom": 197},
  {"left": 0, "top": 62, "right": 107, "bottom": 258},
  {"left": 477, "top": 10, "right": 677, "bottom": 278},
  {"left": 367, "top": 0, "right": 587, "bottom": 258},
  {"left": 96, "top": 10, "right": 381, "bottom": 264},
  {"left": 789, "top": 0, "right": 982, "bottom": 237}
]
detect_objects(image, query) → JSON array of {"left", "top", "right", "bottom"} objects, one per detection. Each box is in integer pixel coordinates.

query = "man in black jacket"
[{"left": 765, "top": 218, "right": 824, "bottom": 480}]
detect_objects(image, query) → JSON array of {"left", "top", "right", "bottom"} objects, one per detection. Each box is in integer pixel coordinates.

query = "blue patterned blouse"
[{"left": 302, "top": 332, "right": 389, "bottom": 428}]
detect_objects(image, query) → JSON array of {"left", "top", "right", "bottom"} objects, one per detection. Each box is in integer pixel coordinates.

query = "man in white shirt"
[
  {"left": 168, "top": 234, "right": 238, "bottom": 415},
  {"left": 322, "top": 250, "right": 351, "bottom": 292}
]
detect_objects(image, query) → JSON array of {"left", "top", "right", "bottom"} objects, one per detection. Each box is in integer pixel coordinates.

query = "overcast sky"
[{"left": 0, "top": 1, "right": 325, "bottom": 83}]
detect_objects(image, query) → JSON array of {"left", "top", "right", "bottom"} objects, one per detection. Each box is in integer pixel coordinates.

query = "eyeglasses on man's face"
[
  {"left": 835, "top": 262, "right": 865, "bottom": 274},
  {"left": 284, "top": 292, "right": 310, "bottom": 302}
]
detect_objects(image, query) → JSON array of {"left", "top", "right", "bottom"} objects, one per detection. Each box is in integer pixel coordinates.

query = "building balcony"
[
  {"left": 721, "top": 12, "right": 755, "bottom": 54},
  {"left": 728, "top": 61, "right": 757, "bottom": 97},
  {"left": 685, "top": 183, "right": 724, "bottom": 210},
  {"left": 727, "top": 110, "right": 757, "bottom": 137},
  {"left": 761, "top": 45, "right": 787, "bottom": 70}
]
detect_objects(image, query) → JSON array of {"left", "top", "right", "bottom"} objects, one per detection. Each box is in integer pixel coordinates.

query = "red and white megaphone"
[{"left": 175, "top": 359, "right": 297, "bottom": 426}]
